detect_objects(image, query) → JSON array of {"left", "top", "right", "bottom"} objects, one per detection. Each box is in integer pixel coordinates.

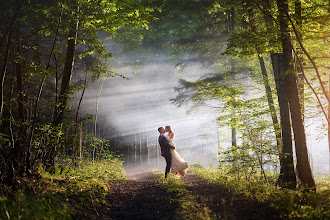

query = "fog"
[{"left": 79, "top": 41, "right": 330, "bottom": 177}]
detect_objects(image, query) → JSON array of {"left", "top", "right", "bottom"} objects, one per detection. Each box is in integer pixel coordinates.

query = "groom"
[{"left": 158, "top": 127, "right": 175, "bottom": 178}]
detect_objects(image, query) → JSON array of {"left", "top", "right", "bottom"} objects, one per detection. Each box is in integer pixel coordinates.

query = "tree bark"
[
  {"left": 271, "top": 53, "right": 296, "bottom": 188},
  {"left": 258, "top": 56, "right": 282, "bottom": 156},
  {"left": 261, "top": 0, "right": 296, "bottom": 189},
  {"left": 328, "top": 74, "right": 330, "bottom": 174},
  {"left": 0, "top": 29, "right": 13, "bottom": 126},
  {"left": 229, "top": 6, "right": 237, "bottom": 148},
  {"left": 12, "top": 37, "right": 29, "bottom": 174},
  {"left": 277, "top": 0, "right": 315, "bottom": 189},
  {"left": 295, "top": 0, "right": 304, "bottom": 122},
  {"left": 328, "top": 0, "right": 330, "bottom": 176},
  {"left": 74, "top": 70, "right": 88, "bottom": 162},
  {"left": 46, "top": 10, "right": 79, "bottom": 171},
  {"left": 53, "top": 18, "right": 79, "bottom": 125}
]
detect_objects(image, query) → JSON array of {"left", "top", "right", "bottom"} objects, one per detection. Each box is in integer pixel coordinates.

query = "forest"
[{"left": 0, "top": 0, "right": 330, "bottom": 219}]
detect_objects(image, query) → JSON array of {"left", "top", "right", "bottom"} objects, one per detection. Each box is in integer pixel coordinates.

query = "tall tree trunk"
[
  {"left": 258, "top": 56, "right": 282, "bottom": 156},
  {"left": 46, "top": 12, "right": 78, "bottom": 171},
  {"left": 13, "top": 37, "right": 28, "bottom": 174},
  {"left": 247, "top": 4, "right": 283, "bottom": 170},
  {"left": 328, "top": 0, "right": 330, "bottom": 176},
  {"left": 94, "top": 80, "right": 103, "bottom": 138},
  {"left": 295, "top": 0, "right": 304, "bottom": 122},
  {"left": 53, "top": 18, "right": 79, "bottom": 125},
  {"left": 93, "top": 80, "right": 103, "bottom": 163},
  {"left": 277, "top": 0, "right": 315, "bottom": 189},
  {"left": 271, "top": 53, "right": 296, "bottom": 188},
  {"left": 0, "top": 29, "right": 13, "bottom": 126},
  {"left": 328, "top": 74, "right": 330, "bottom": 174},
  {"left": 28, "top": 3, "right": 63, "bottom": 153},
  {"left": 74, "top": 70, "right": 88, "bottom": 162},
  {"left": 328, "top": 0, "right": 330, "bottom": 173},
  {"left": 229, "top": 6, "right": 237, "bottom": 148},
  {"left": 262, "top": 0, "right": 296, "bottom": 189}
]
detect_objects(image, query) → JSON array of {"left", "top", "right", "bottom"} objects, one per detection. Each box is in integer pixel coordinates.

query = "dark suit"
[{"left": 158, "top": 135, "right": 175, "bottom": 178}]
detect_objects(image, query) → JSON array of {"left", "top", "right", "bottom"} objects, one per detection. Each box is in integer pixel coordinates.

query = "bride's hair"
[
  {"left": 165, "top": 125, "right": 175, "bottom": 138},
  {"left": 165, "top": 125, "right": 172, "bottom": 133}
]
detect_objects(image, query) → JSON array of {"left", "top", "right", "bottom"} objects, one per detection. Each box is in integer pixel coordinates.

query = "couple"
[{"left": 158, "top": 126, "right": 190, "bottom": 178}]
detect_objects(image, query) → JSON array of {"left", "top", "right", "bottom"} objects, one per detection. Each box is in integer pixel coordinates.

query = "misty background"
[{"left": 77, "top": 40, "right": 329, "bottom": 177}]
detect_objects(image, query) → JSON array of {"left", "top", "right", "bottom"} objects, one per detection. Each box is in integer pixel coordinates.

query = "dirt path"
[
  {"left": 98, "top": 172, "right": 179, "bottom": 220},
  {"left": 76, "top": 171, "right": 280, "bottom": 219}
]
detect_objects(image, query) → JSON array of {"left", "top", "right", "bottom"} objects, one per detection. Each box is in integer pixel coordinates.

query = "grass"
[
  {"left": 190, "top": 166, "right": 330, "bottom": 219},
  {"left": 155, "top": 171, "right": 216, "bottom": 220},
  {"left": 0, "top": 157, "right": 127, "bottom": 219},
  {"left": 2, "top": 159, "right": 328, "bottom": 219}
]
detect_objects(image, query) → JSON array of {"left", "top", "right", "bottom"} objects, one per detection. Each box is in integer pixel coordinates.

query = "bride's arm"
[{"left": 167, "top": 132, "right": 175, "bottom": 142}]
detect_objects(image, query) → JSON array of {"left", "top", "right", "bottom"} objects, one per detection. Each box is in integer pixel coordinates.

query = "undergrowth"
[
  {"left": 0, "top": 157, "right": 126, "bottom": 219},
  {"left": 190, "top": 166, "right": 330, "bottom": 219}
]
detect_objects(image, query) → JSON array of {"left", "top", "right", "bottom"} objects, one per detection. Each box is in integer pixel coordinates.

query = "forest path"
[
  {"left": 79, "top": 171, "right": 280, "bottom": 219},
  {"left": 97, "top": 171, "right": 180, "bottom": 220}
]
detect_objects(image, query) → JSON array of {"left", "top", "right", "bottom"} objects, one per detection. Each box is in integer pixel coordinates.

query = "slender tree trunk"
[
  {"left": 247, "top": 5, "right": 282, "bottom": 158},
  {"left": 4, "top": 70, "right": 16, "bottom": 184},
  {"left": 258, "top": 56, "right": 282, "bottom": 158},
  {"left": 328, "top": 0, "right": 330, "bottom": 176},
  {"left": 328, "top": 74, "right": 330, "bottom": 174},
  {"left": 74, "top": 70, "right": 88, "bottom": 162},
  {"left": 328, "top": 0, "right": 330, "bottom": 171},
  {"left": 277, "top": 0, "right": 315, "bottom": 189},
  {"left": 93, "top": 80, "right": 103, "bottom": 163},
  {"left": 12, "top": 38, "right": 29, "bottom": 174},
  {"left": 53, "top": 18, "right": 79, "bottom": 125},
  {"left": 0, "top": 29, "right": 13, "bottom": 126},
  {"left": 229, "top": 6, "right": 237, "bottom": 148},
  {"left": 271, "top": 53, "right": 296, "bottom": 188},
  {"left": 45, "top": 11, "right": 78, "bottom": 171},
  {"left": 247, "top": 5, "right": 283, "bottom": 169},
  {"left": 295, "top": 0, "right": 304, "bottom": 121},
  {"left": 139, "top": 132, "right": 142, "bottom": 167},
  {"left": 29, "top": 3, "right": 62, "bottom": 142},
  {"left": 94, "top": 80, "right": 104, "bottom": 138}
]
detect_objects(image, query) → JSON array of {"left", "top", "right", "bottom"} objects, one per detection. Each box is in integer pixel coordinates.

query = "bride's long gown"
[{"left": 166, "top": 134, "right": 190, "bottom": 176}]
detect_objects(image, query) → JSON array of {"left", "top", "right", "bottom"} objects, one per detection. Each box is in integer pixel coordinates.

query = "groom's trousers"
[{"left": 164, "top": 156, "right": 172, "bottom": 178}]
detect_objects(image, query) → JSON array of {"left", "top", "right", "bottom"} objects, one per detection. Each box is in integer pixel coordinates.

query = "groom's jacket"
[{"left": 158, "top": 135, "right": 175, "bottom": 157}]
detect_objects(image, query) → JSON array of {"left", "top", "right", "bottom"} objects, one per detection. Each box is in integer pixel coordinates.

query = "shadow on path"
[
  {"left": 183, "top": 174, "right": 280, "bottom": 220},
  {"left": 74, "top": 171, "right": 281, "bottom": 220},
  {"left": 98, "top": 172, "right": 179, "bottom": 220}
]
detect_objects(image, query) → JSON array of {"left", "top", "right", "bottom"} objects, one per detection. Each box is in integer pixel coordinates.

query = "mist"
[{"left": 78, "top": 41, "right": 330, "bottom": 177}]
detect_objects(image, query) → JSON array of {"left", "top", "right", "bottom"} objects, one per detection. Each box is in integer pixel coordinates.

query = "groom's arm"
[{"left": 160, "top": 136, "right": 175, "bottom": 149}]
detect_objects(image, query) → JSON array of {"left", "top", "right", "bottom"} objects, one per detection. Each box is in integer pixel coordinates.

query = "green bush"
[{"left": 0, "top": 157, "right": 126, "bottom": 219}]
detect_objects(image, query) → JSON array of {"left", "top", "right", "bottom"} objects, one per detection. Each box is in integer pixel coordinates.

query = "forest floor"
[{"left": 74, "top": 170, "right": 280, "bottom": 220}]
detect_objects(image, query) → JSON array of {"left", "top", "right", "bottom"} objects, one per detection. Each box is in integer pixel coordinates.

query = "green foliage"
[
  {"left": 0, "top": 192, "right": 72, "bottom": 220},
  {"left": 175, "top": 60, "right": 280, "bottom": 177},
  {"left": 190, "top": 167, "right": 330, "bottom": 219},
  {"left": 0, "top": 158, "right": 126, "bottom": 219}
]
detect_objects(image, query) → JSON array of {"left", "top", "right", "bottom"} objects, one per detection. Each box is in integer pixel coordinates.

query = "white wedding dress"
[{"left": 166, "top": 134, "right": 190, "bottom": 176}]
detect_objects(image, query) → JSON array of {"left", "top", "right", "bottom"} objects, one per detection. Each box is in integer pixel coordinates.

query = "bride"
[{"left": 165, "top": 125, "right": 190, "bottom": 176}]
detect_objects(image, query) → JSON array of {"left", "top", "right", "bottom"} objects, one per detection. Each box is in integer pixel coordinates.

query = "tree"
[
  {"left": 0, "top": 0, "right": 155, "bottom": 180},
  {"left": 277, "top": 0, "right": 315, "bottom": 189}
]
